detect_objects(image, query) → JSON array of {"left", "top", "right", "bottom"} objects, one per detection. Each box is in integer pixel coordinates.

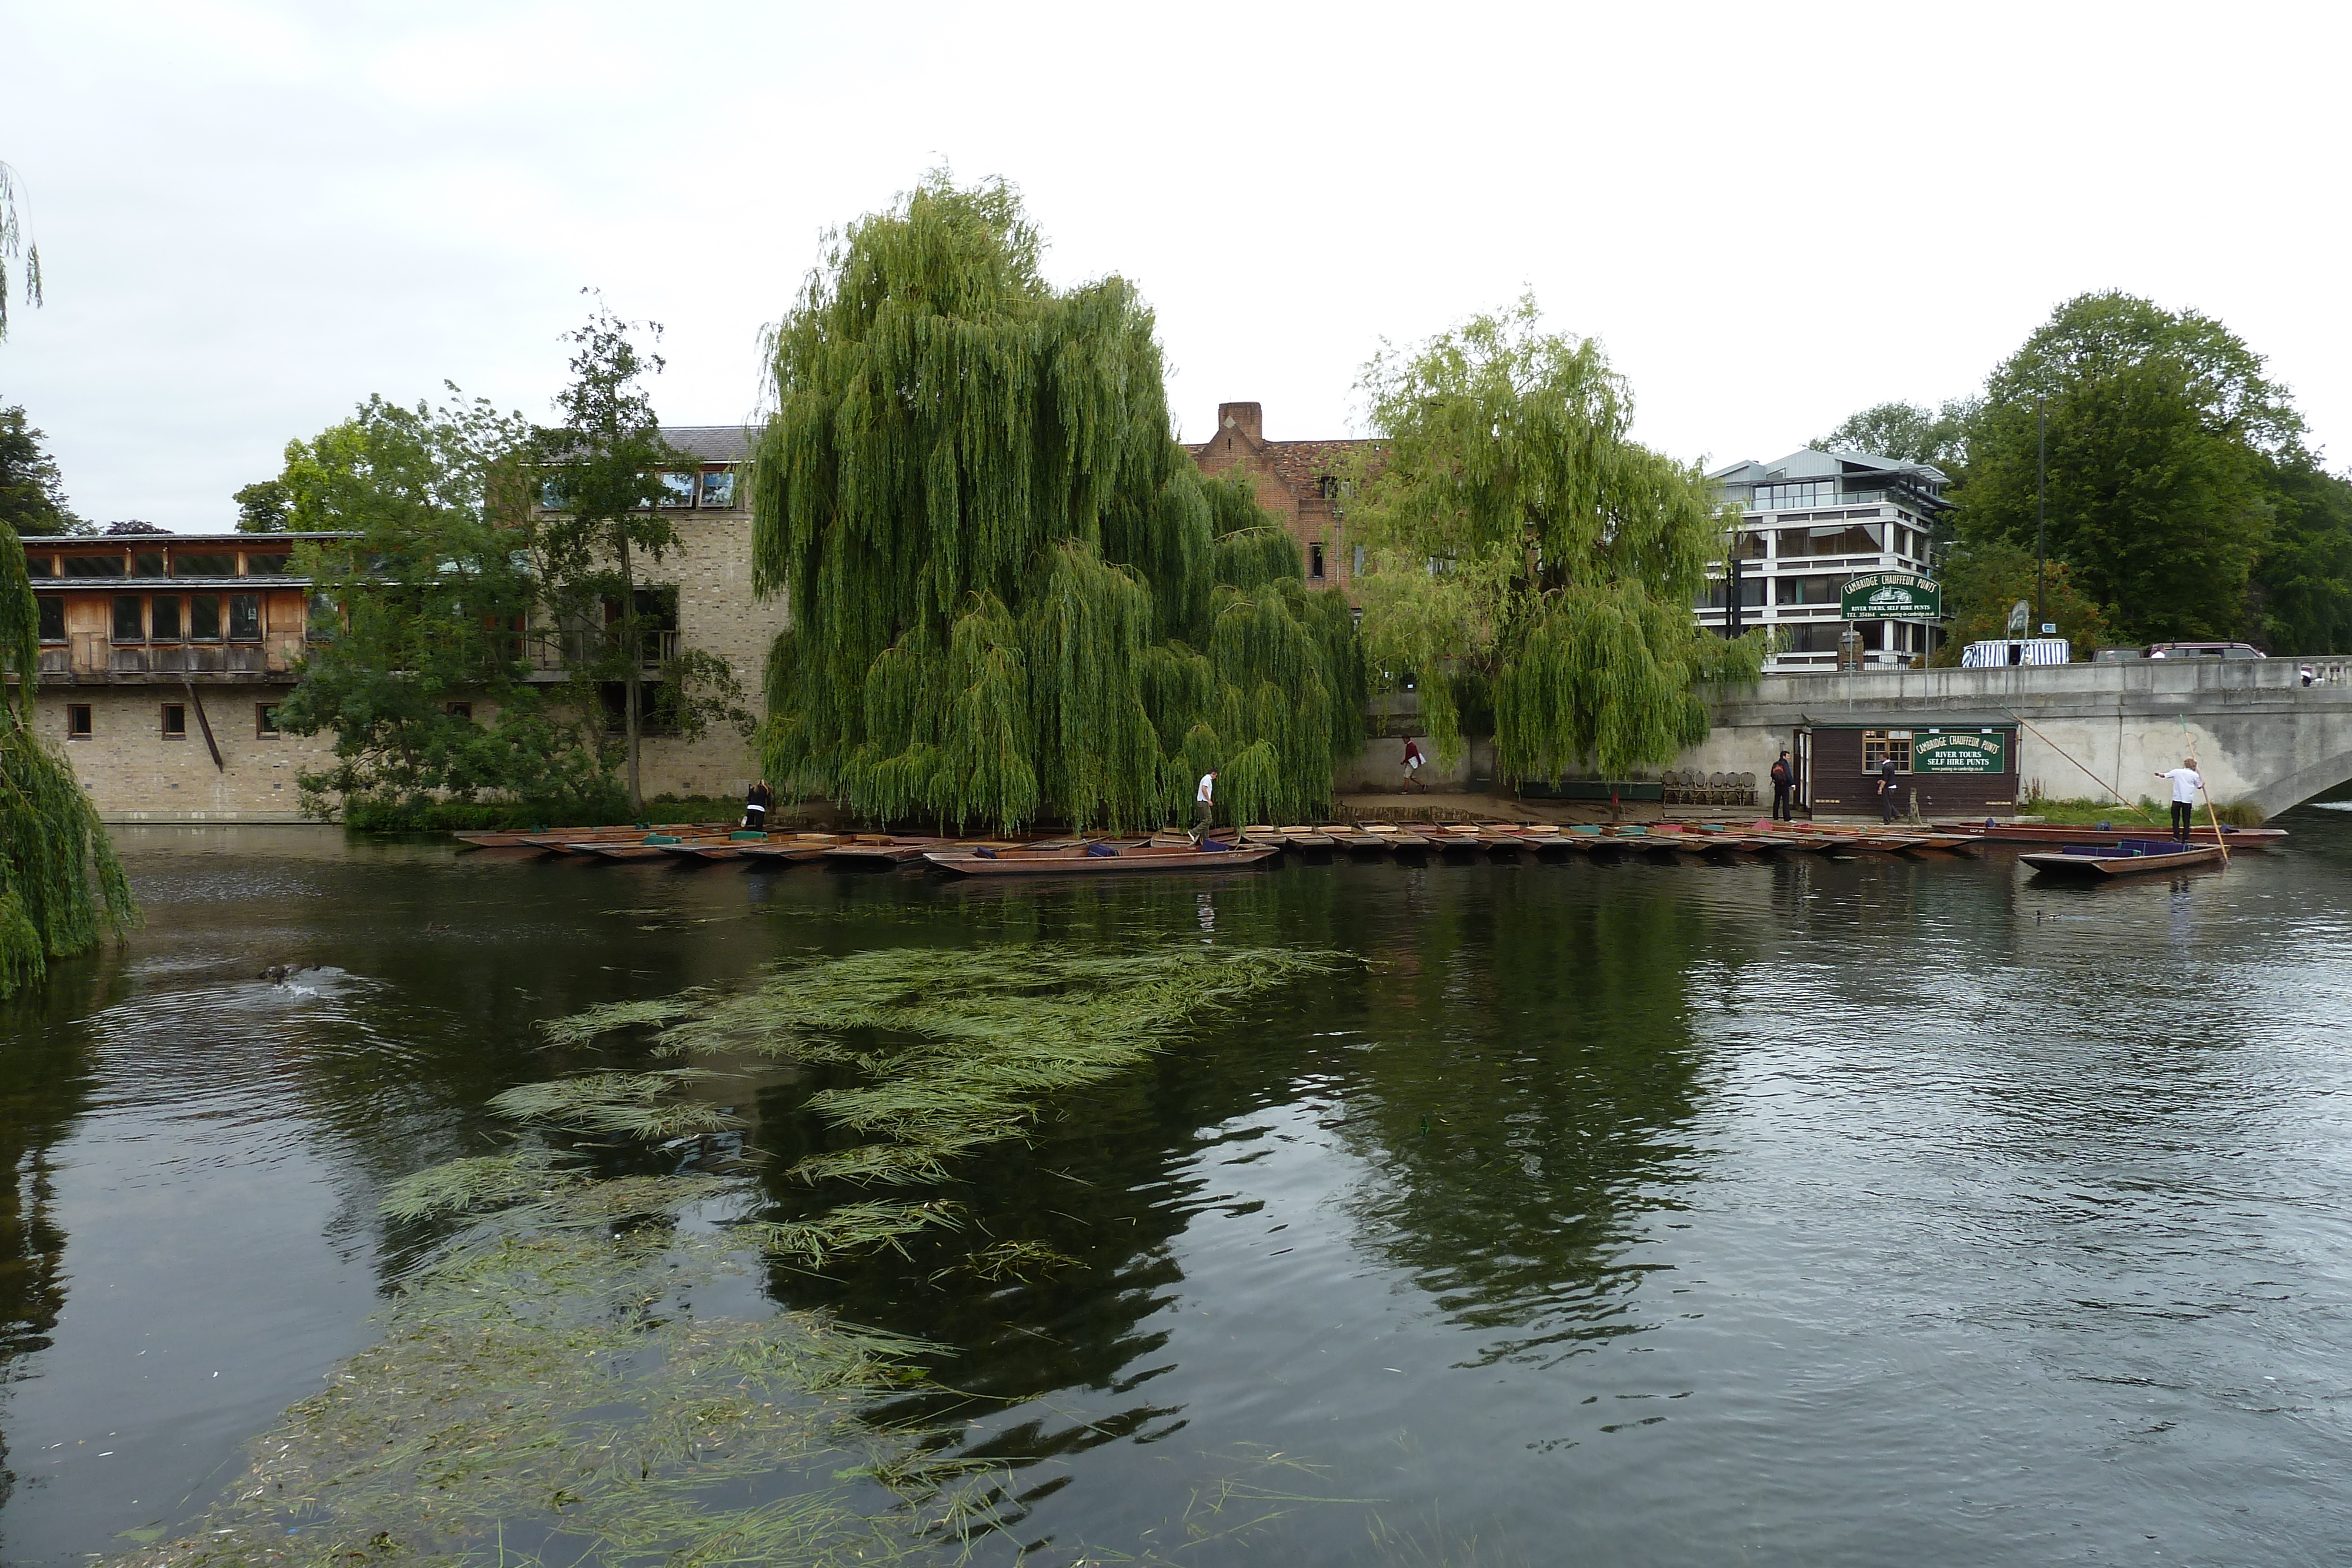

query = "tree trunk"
[{"left": 620, "top": 537, "right": 642, "bottom": 815}]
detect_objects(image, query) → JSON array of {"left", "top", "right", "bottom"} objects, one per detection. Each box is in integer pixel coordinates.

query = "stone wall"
[{"left": 35, "top": 682, "right": 332, "bottom": 822}]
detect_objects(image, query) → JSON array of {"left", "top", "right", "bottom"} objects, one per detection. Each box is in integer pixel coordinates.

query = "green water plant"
[
  {"left": 549, "top": 942, "right": 1345, "bottom": 1191},
  {"left": 1, "top": 513, "right": 131, "bottom": 998},
  {"left": 752, "top": 173, "right": 1364, "bottom": 832}
]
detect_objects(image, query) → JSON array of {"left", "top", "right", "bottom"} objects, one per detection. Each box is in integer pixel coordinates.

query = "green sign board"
[
  {"left": 1912, "top": 728, "right": 2007, "bottom": 774},
  {"left": 1840, "top": 570, "right": 1942, "bottom": 620}
]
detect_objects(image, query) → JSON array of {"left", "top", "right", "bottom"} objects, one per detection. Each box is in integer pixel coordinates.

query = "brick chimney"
[{"left": 1217, "top": 402, "right": 1263, "bottom": 443}]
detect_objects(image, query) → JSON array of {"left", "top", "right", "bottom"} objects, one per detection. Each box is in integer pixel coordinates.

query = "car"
[
  {"left": 2146, "top": 641, "right": 2266, "bottom": 659},
  {"left": 2091, "top": 646, "right": 2146, "bottom": 662}
]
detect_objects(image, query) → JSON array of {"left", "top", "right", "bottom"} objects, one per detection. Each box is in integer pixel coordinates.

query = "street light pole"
[{"left": 2034, "top": 393, "right": 2047, "bottom": 636}]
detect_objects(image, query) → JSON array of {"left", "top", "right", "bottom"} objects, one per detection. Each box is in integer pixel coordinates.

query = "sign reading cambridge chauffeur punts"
[
  {"left": 1840, "top": 570, "right": 1942, "bottom": 620},
  {"left": 1912, "top": 728, "right": 2007, "bottom": 773}
]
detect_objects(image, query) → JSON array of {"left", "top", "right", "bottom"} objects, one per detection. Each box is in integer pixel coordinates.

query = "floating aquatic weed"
[
  {"left": 490, "top": 1069, "right": 744, "bottom": 1140},
  {"left": 941, "top": 1239, "right": 1083, "bottom": 1285},
  {"left": 112, "top": 1184, "right": 959, "bottom": 1568},
  {"left": 377, "top": 1146, "right": 586, "bottom": 1223},
  {"left": 547, "top": 944, "right": 1348, "bottom": 1201},
  {"left": 736, "top": 1201, "right": 967, "bottom": 1269}
]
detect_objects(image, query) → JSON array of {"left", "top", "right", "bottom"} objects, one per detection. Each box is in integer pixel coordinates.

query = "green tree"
[
  {"left": 1, "top": 513, "right": 131, "bottom": 998},
  {"left": 530, "top": 304, "right": 740, "bottom": 817},
  {"left": 2249, "top": 453, "right": 2352, "bottom": 654},
  {"left": 1953, "top": 293, "right": 2304, "bottom": 643},
  {"left": 0, "top": 404, "right": 81, "bottom": 536},
  {"left": 1347, "top": 299, "right": 1764, "bottom": 780},
  {"left": 1928, "top": 538, "right": 2116, "bottom": 663},
  {"left": 1815, "top": 397, "right": 1977, "bottom": 474},
  {"left": 273, "top": 392, "right": 622, "bottom": 821},
  {"left": 751, "top": 175, "right": 1361, "bottom": 833},
  {"left": 233, "top": 479, "right": 290, "bottom": 533}
]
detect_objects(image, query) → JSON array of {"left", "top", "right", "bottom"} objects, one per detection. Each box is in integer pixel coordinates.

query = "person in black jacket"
[
  {"left": 1768, "top": 749, "right": 1795, "bottom": 821},
  {"left": 743, "top": 779, "right": 773, "bottom": 831},
  {"left": 1877, "top": 757, "right": 1900, "bottom": 824}
]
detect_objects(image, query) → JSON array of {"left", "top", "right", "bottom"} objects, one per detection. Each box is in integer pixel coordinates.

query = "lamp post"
[{"left": 2034, "top": 393, "right": 2047, "bottom": 637}]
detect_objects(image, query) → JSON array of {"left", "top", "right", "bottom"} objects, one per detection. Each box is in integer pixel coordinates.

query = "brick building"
[
  {"left": 11, "top": 427, "right": 771, "bottom": 822},
  {"left": 1185, "top": 402, "right": 1380, "bottom": 597}
]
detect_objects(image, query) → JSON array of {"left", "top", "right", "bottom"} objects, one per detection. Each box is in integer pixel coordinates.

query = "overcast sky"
[{"left": 5, "top": 1, "right": 2348, "bottom": 531}]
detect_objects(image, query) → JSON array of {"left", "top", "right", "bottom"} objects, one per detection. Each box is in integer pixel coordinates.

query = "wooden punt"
[
  {"left": 1939, "top": 821, "right": 2285, "bottom": 848},
  {"left": 576, "top": 835, "right": 740, "bottom": 862},
  {"left": 823, "top": 841, "right": 938, "bottom": 866},
  {"left": 736, "top": 841, "right": 838, "bottom": 865},
  {"left": 2021, "top": 841, "right": 2227, "bottom": 877},
  {"left": 924, "top": 844, "right": 1281, "bottom": 877}
]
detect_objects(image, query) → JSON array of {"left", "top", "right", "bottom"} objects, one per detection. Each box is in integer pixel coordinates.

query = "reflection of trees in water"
[
  {"left": 0, "top": 962, "right": 110, "bottom": 1519},
  {"left": 747, "top": 872, "right": 1365, "bottom": 1543},
  {"left": 1335, "top": 874, "right": 1732, "bottom": 1367}
]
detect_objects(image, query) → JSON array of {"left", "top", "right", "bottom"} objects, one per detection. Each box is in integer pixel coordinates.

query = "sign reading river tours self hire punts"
[
  {"left": 1912, "top": 728, "right": 2007, "bottom": 773},
  {"left": 1840, "top": 570, "right": 1942, "bottom": 620}
]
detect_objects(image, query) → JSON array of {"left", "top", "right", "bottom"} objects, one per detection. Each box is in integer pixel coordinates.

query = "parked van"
[{"left": 2147, "top": 641, "right": 2266, "bottom": 659}]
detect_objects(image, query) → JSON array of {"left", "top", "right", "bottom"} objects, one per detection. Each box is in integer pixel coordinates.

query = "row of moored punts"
[{"left": 449, "top": 818, "right": 2175, "bottom": 875}]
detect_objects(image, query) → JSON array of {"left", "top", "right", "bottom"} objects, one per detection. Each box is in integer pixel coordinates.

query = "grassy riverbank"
[{"left": 2017, "top": 794, "right": 2266, "bottom": 827}]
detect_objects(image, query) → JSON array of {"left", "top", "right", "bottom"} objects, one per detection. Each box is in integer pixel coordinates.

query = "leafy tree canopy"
[
  {"left": 1, "top": 510, "right": 129, "bottom": 998},
  {"left": 0, "top": 162, "right": 39, "bottom": 343},
  {"left": 0, "top": 403, "right": 81, "bottom": 536},
  {"left": 1929, "top": 538, "right": 2116, "bottom": 663},
  {"left": 273, "top": 392, "right": 623, "bottom": 821},
  {"left": 751, "top": 174, "right": 1362, "bottom": 832},
  {"left": 1954, "top": 293, "right": 2314, "bottom": 644},
  {"left": 235, "top": 479, "right": 290, "bottom": 532},
  {"left": 529, "top": 303, "right": 746, "bottom": 814},
  {"left": 1348, "top": 299, "right": 1765, "bottom": 780},
  {"left": 1814, "top": 397, "right": 1977, "bottom": 476},
  {"left": 102, "top": 519, "right": 168, "bottom": 535}
]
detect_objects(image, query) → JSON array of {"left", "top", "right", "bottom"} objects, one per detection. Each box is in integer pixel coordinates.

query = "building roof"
[
  {"left": 663, "top": 426, "right": 758, "bottom": 462},
  {"left": 1708, "top": 448, "right": 1952, "bottom": 487},
  {"left": 29, "top": 532, "right": 355, "bottom": 547}
]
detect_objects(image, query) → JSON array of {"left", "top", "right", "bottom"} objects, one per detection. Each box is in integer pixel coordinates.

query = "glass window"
[
  {"left": 134, "top": 551, "right": 166, "bottom": 577},
  {"left": 1309, "top": 542, "right": 1326, "bottom": 579},
  {"left": 68, "top": 704, "right": 92, "bottom": 738},
  {"left": 1354, "top": 544, "right": 1366, "bottom": 576},
  {"left": 1775, "top": 573, "right": 1846, "bottom": 606},
  {"left": 539, "top": 477, "right": 569, "bottom": 510},
  {"left": 161, "top": 703, "right": 187, "bottom": 738},
  {"left": 228, "top": 593, "right": 262, "bottom": 641},
  {"left": 245, "top": 553, "right": 291, "bottom": 575},
  {"left": 37, "top": 596, "right": 65, "bottom": 641},
  {"left": 698, "top": 467, "right": 736, "bottom": 508},
  {"left": 62, "top": 553, "right": 125, "bottom": 578},
  {"left": 657, "top": 472, "right": 697, "bottom": 508},
  {"left": 113, "top": 594, "right": 145, "bottom": 642},
  {"left": 256, "top": 703, "right": 281, "bottom": 737},
  {"left": 151, "top": 596, "right": 182, "bottom": 640},
  {"left": 189, "top": 594, "right": 222, "bottom": 640},
  {"left": 1862, "top": 729, "right": 1914, "bottom": 773},
  {"left": 175, "top": 552, "right": 238, "bottom": 577}
]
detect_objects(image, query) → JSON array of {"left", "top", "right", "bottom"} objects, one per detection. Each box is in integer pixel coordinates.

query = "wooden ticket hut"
[{"left": 1795, "top": 721, "right": 2020, "bottom": 819}]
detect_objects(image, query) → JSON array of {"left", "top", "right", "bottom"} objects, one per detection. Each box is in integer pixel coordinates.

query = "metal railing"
[{"left": 526, "top": 628, "right": 682, "bottom": 671}]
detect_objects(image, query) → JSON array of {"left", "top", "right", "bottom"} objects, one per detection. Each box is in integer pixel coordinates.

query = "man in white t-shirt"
[
  {"left": 1191, "top": 770, "right": 1217, "bottom": 842},
  {"left": 2154, "top": 758, "right": 2204, "bottom": 842}
]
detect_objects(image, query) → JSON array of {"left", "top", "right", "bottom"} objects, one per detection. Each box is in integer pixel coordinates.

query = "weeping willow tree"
[
  {"left": 1348, "top": 298, "right": 1766, "bottom": 782},
  {"left": 1, "top": 517, "right": 130, "bottom": 998},
  {"left": 753, "top": 175, "right": 1362, "bottom": 831}
]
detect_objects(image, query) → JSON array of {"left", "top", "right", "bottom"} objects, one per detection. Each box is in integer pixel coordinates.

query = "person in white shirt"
[
  {"left": 1191, "top": 770, "right": 1217, "bottom": 842},
  {"left": 2154, "top": 758, "right": 2204, "bottom": 842}
]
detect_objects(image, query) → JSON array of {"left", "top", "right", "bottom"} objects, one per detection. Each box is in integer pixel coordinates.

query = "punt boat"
[
  {"left": 2020, "top": 840, "right": 2229, "bottom": 877},
  {"left": 923, "top": 842, "right": 1282, "bottom": 876},
  {"left": 1940, "top": 821, "right": 2285, "bottom": 848}
]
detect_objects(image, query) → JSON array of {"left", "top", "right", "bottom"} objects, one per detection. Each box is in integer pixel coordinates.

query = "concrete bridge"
[{"left": 1677, "top": 657, "right": 2352, "bottom": 818}]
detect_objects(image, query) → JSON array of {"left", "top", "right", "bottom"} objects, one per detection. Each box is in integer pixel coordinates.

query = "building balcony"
[
  {"left": 33, "top": 632, "right": 305, "bottom": 683},
  {"left": 523, "top": 627, "right": 682, "bottom": 678}
]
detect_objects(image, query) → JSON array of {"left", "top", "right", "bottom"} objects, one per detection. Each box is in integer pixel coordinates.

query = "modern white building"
[{"left": 1700, "top": 449, "right": 1953, "bottom": 672}]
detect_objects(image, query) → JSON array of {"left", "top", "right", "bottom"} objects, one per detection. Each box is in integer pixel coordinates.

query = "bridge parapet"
[{"left": 1689, "top": 657, "right": 2352, "bottom": 818}]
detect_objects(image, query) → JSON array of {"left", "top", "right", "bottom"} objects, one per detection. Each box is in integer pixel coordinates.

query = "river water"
[{"left": 5, "top": 810, "right": 2352, "bottom": 1566}]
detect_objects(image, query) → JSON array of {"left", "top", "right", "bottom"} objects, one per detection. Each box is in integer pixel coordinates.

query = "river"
[{"left": 4, "top": 808, "right": 2351, "bottom": 1566}]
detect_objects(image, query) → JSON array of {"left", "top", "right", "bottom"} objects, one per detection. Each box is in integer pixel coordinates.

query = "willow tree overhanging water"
[
  {"left": 751, "top": 176, "right": 1363, "bottom": 831},
  {"left": 0, "top": 517, "right": 130, "bottom": 998},
  {"left": 1347, "top": 299, "right": 1767, "bottom": 780}
]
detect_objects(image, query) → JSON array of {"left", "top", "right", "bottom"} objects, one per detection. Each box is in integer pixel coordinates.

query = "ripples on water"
[{"left": 4, "top": 818, "right": 2352, "bottom": 1564}]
